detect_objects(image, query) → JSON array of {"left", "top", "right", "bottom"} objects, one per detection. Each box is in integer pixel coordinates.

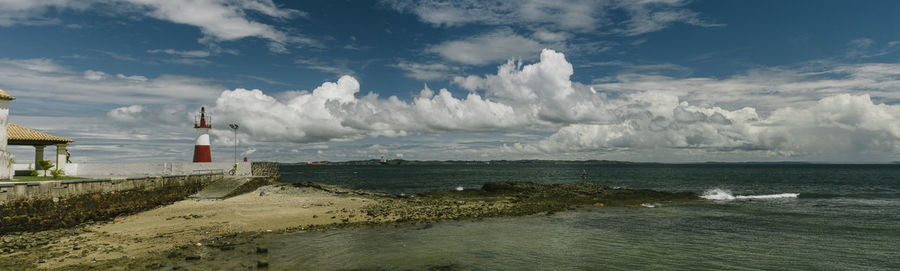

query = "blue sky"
[{"left": 2, "top": 0, "right": 900, "bottom": 163}]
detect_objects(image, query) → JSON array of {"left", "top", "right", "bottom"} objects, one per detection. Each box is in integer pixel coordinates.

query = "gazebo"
[{"left": 7, "top": 123, "right": 74, "bottom": 170}]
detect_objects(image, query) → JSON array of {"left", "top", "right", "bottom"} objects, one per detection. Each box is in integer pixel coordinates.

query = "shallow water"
[{"left": 256, "top": 164, "right": 900, "bottom": 270}]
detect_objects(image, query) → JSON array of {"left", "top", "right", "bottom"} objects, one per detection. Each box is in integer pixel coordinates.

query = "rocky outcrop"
[{"left": 300, "top": 181, "right": 699, "bottom": 225}]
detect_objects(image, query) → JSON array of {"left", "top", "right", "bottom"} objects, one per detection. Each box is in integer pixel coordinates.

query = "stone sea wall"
[
  {"left": 0, "top": 174, "right": 220, "bottom": 203},
  {"left": 0, "top": 162, "right": 280, "bottom": 233},
  {"left": 251, "top": 162, "right": 279, "bottom": 178},
  {"left": 0, "top": 174, "right": 218, "bottom": 233}
]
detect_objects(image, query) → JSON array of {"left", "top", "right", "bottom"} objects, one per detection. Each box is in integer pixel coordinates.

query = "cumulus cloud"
[
  {"left": 213, "top": 49, "right": 608, "bottom": 144},
  {"left": 202, "top": 48, "right": 900, "bottom": 162},
  {"left": 592, "top": 62, "right": 900, "bottom": 115},
  {"left": 212, "top": 76, "right": 524, "bottom": 143},
  {"left": 518, "top": 93, "right": 900, "bottom": 162}
]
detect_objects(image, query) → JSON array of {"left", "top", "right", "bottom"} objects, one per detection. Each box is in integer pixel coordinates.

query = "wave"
[
  {"left": 701, "top": 188, "right": 799, "bottom": 200},
  {"left": 798, "top": 192, "right": 900, "bottom": 199}
]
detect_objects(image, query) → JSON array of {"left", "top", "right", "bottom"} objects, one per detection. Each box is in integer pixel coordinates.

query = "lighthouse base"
[{"left": 193, "top": 145, "right": 211, "bottom": 162}]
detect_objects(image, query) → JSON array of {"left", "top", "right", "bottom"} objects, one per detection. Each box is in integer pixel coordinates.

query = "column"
[
  {"left": 56, "top": 144, "right": 68, "bottom": 173},
  {"left": 34, "top": 145, "right": 45, "bottom": 170}
]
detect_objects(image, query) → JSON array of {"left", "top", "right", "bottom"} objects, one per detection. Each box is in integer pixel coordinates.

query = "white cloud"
[
  {"left": 453, "top": 49, "right": 612, "bottom": 124},
  {"left": 204, "top": 49, "right": 900, "bottom": 162},
  {"left": 382, "top": 0, "right": 601, "bottom": 31},
  {"left": 382, "top": 0, "right": 721, "bottom": 35},
  {"left": 116, "top": 73, "right": 148, "bottom": 81},
  {"left": 3, "top": 48, "right": 887, "bottom": 163},
  {"left": 211, "top": 75, "right": 527, "bottom": 143},
  {"left": 294, "top": 58, "right": 357, "bottom": 77},
  {"left": 0, "top": 0, "right": 92, "bottom": 26},
  {"left": 0, "top": 0, "right": 310, "bottom": 52},
  {"left": 83, "top": 70, "right": 106, "bottom": 80},
  {"left": 845, "top": 38, "right": 899, "bottom": 59},
  {"left": 427, "top": 29, "right": 543, "bottom": 65},
  {"left": 591, "top": 62, "right": 900, "bottom": 115},
  {"left": 0, "top": 58, "right": 223, "bottom": 105},
  {"left": 147, "top": 49, "right": 211, "bottom": 58},
  {"left": 614, "top": 0, "right": 723, "bottom": 36},
  {"left": 107, "top": 105, "right": 145, "bottom": 122},
  {"left": 392, "top": 62, "right": 459, "bottom": 81},
  {"left": 518, "top": 93, "right": 900, "bottom": 162},
  {"left": 532, "top": 30, "right": 571, "bottom": 42},
  {"left": 210, "top": 49, "right": 614, "bottom": 145}
]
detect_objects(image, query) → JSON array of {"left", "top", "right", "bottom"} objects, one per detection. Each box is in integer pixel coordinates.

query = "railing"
[{"left": 192, "top": 169, "right": 226, "bottom": 175}]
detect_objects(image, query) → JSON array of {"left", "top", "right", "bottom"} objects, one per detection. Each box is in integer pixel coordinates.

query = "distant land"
[
  {"left": 281, "top": 160, "right": 898, "bottom": 166},
  {"left": 284, "top": 159, "right": 647, "bottom": 166}
]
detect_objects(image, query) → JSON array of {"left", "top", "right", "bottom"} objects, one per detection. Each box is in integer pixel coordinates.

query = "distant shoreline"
[{"left": 283, "top": 159, "right": 900, "bottom": 166}]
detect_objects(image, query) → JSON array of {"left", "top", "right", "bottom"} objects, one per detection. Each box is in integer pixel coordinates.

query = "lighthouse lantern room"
[{"left": 193, "top": 107, "right": 212, "bottom": 162}]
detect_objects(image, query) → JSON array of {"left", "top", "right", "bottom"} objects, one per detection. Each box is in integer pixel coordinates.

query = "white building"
[
  {"left": 0, "top": 89, "right": 14, "bottom": 179},
  {"left": 0, "top": 89, "right": 74, "bottom": 179}
]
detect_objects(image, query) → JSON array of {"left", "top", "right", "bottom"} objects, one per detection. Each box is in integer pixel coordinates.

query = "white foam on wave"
[{"left": 701, "top": 188, "right": 799, "bottom": 200}]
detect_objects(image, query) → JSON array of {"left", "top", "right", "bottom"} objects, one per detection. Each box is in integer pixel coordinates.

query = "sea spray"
[{"left": 701, "top": 188, "right": 799, "bottom": 200}]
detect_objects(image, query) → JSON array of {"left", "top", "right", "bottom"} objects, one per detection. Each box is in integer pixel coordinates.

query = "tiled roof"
[
  {"left": 7, "top": 123, "right": 74, "bottom": 145},
  {"left": 0, "top": 89, "right": 14, "bottom": 101}
]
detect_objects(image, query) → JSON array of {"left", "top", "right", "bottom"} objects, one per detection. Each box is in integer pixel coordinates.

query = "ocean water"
[{"left": 262, "top": 164, "right": 900, "bottom": 270}]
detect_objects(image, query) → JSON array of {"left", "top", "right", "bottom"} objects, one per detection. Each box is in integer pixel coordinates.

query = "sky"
[{"left": 2, "top": 0, "right": 900, "bottom": 163}]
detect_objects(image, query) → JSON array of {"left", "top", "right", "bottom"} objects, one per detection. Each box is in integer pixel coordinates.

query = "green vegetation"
[
  {"left": 4, "top": 176, "right": 86, "bottom": 182},
  {"left": 37, "top": 160, "right": 53, "bottom": 176},
  {"left": 50, "top": 168, "right": 64, "bottom": 179}
]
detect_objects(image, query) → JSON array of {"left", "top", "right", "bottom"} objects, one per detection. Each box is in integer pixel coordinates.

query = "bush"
[
  {"left": 30, "top": 170, "right": 39, "bottom": 176},
  {"left": 37, "top": 160, "right": 53, "bottom": 176},
  {"left": 50, "top": 169, "right": 64, "bottom": 179}
]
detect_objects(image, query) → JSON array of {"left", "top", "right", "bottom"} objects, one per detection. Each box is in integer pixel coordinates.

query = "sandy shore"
[
  {"left": 11, "top": 185, "right": 375, "bottom": 270},
  {"left": 0, "top": 181, "right": 698, "bottom": 270}
]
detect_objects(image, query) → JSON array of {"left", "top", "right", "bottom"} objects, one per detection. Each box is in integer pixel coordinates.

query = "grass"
[{"left": 3, "top": 176, "right": 88, "bottom": 182}]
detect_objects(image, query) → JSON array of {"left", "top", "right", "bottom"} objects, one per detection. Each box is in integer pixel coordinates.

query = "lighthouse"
[{"left": 192, "top": 107, "right": 212, "bottom": 162}]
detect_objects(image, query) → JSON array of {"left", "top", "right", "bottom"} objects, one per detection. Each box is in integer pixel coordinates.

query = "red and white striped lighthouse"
[{"left": 192, "top": 107, "right": 212, "bottom": 162}]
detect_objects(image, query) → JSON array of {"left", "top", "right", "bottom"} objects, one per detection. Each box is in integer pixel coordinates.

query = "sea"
[{"left": 254, "top": 163, "right": 900, "bottom": 270}]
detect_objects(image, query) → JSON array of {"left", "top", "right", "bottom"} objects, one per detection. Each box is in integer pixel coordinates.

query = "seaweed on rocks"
[
  {"left": 361, "top": 181, "right": 699, "bottom": 225},
  {"left": 0, "top": 181, "right": 206, "bottom": 233}
]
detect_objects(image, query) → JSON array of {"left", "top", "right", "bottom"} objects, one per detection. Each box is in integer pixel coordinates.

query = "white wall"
[
  {"left": 0, "top": 150, "right": 11, "bottom": 179},
  {"left": 0, "top": 100, "right": 8, "bottom": 150},
  {"left": 13, "top": 162, "right": 251, "bottom": 177},
  {"left": 0, "top": 100, "right": 9, "bottom": 179}
]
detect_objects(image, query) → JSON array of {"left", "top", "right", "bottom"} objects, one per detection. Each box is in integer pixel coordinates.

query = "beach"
[{"left": 0, "top": 181, "right": 697, "bottom": 270}]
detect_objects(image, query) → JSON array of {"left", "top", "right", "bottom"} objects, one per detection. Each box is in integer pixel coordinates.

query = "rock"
[
  {"left": 256, "top": 245, "right": 268, "bottom": 254},
  {"left": 257, "top": 259, "right": 269, "bottom": 268},
  {"left": 167, "top": 251, "right": 182, "bottom": 259},
  {"left": 184, "top": 255, "right": 201, "bottom": 261}
]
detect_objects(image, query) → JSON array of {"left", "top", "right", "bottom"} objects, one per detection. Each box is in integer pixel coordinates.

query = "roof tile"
[{"left": 8, "top": 123, "right": 74, "bottom": 145}]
